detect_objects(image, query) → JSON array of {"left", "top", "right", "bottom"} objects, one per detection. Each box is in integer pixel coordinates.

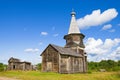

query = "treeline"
[
  {"left": 88, "top": 60, "right": 120, "bottom": 71},
  {"left": 1, "top": 60, "right": 120, "bottom": 72}
]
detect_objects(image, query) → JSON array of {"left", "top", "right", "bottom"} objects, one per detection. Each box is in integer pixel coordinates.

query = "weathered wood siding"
[
  {"left": 41, "top": 45, "right": 87, "bottom": 73},
  {"left": 60, "top": 55, "right": 84, "bottom": 73},
  {"left": 41, "top": 45, "right": 59, "bottom": 72},
  {"left": 8, "top": 58, "right": 32, "bottom": 71},
  {"left": 60, "top": 55, "right": 69, "bottom": 73},
  {"left": 8, "top": 62, "right": 32, "bottom": 70}
]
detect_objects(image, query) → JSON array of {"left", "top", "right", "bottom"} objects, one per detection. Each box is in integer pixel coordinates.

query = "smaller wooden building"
[{"left": 8, "top": 57, "right": 32, "bottom": 71}]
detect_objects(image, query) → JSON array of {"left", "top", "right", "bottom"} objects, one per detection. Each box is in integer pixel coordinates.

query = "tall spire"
[{"left": 68, "top": 10, "right": 80, "bottom": 34}]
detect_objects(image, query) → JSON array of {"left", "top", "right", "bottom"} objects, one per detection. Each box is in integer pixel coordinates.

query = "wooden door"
[{"left": 47, "top": 62, "right": 52, "bottom": 72}]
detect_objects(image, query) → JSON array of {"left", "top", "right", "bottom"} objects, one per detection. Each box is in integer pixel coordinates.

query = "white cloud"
[
  {"left": 85, "top": 38, "right": 104, "bottom": 55},
  {"left": 85, "top": 38, "right": 120, "bottom": 55},
  {"left": 85, "top": 38, "right": 120, "bottom": 61},
  {"left": 108, "top": 47, "right": 120, "bottom": 60},
  {"left": 102, "top": 24, "right": 112, "bottom": 30},
  {"left": 77, "top": 8, "right": 118, "bottom": 29},
  {"left": 53, "top": 34, "right": 59, "bottom": 37},
  {"left": 24, "top": 48, "right": 39, "bottom": 53},
  {"left": 116, "top": 47, "right": 120, "bottom": 54},
  {"left": 41, "top": 32, "right": 48, "bottom": 36}
]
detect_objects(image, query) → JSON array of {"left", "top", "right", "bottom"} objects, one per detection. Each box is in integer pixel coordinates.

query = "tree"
[
  {"left": 118, "top": 60, "right": 120, "bottom": 66},
  {"left": 88, "top": 60, "right": 120, "bottom": 71},
  {"left": 0, "top": 63, "right": 4, "bottom": 71},
  {"left": 36, "top": 63, "right": 41, "bottom": 71},
  {"left": 88, "top": 61, "right": 99, "bottom": 71}
]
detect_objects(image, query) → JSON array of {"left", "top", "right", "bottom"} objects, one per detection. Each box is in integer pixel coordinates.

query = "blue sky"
[{"left": 0, "top": 0, "right": 120, "bottom": 64}]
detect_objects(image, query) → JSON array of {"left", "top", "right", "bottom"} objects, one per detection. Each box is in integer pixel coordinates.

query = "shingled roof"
[
  {"left": 41, "top": 44, "right": 83, "bottom": 57},
  {"left": 68, "top": 11, "right": 80, "bottom": 34}
]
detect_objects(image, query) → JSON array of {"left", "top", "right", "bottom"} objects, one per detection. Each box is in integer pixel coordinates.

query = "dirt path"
[{"left": 0, "top": 77, "right": 19, "bottom": 80}]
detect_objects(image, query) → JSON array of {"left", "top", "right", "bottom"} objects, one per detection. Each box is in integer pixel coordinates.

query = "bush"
[
  {"left": 112, "top": 67, "right": 120, "bottom": 71},
  {"left": 87, "top": 70, "right": 92, "bottom": 74}
]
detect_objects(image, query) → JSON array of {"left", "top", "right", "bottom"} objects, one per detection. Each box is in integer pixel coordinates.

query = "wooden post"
[
  {"left": 59, "top": 53, "right": 61, "bottom": 73},
  {"left": 73, "top": 57, "right": 74, "bottom": 73}
]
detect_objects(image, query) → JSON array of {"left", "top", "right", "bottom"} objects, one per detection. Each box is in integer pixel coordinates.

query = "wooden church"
[{"left": 40, "top": 11, "right": 87, "bottom": 73}]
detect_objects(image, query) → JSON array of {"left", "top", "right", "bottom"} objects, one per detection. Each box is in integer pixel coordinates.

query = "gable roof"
[
  {"left": 8, "top": 57, "right": 20, "bottom": 62},
  {"left": 41, "top": 44, "right": 83, "bottom": 57},
  {"left": 8, "top": 57, "right": 31, "bottom": 64}
]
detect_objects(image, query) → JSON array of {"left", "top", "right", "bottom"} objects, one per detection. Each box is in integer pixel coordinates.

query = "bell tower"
[
  {"left": 64, "top": 11, "right": 85, "bottom": 50},
  {"left": 64, "top": 11, "right": 87, "bottom": 72}
]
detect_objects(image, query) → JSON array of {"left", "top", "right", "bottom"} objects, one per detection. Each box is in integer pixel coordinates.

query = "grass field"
[{"left": 0, "top": 71, "right": 120, "bottom": 80}]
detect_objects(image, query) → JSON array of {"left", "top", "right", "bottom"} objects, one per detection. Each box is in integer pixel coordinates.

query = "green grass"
[{"left": 0, "top": 71, "right": 120, "bottom": 80}]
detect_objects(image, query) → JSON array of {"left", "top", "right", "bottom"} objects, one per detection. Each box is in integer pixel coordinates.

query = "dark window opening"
[{"left": 13, "top": 65, "right": 15, "bottom": 69}]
